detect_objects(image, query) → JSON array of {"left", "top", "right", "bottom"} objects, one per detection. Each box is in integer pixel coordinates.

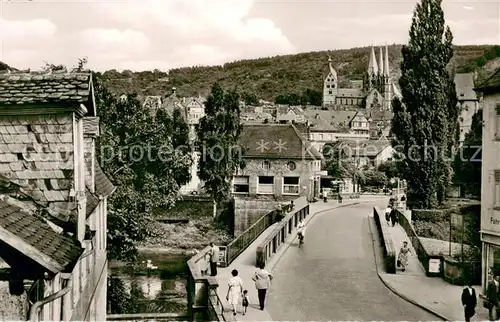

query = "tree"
[
  {"left": 360, "top": 170, "right": 388, "bottom": 188},
  {"left": 323, "top": 142, "right": 362, "bottom": 183},
  {"left": 453, "top": 109, "right": 482, "bottom": 196},
  {"left": 391, "top": 0, "right": 459, "bottom": 208},
  {"left": 196, "top": 83, "right": 242, "bottom": 206},
  {"left": 95, "top": 78, "right": 192, "bottom": 261},
  {"left": 107, "top": 276, "right": 130, "bottom": 314},
  {"left": 241, "top": 91, "right": 259, "bottom": 106},
  {"left": 378, "top": 161, "right": 398, "bottom": 179}
]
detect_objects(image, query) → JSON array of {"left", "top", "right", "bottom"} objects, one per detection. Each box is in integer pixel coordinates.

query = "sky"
[{"left": 0, "top": 0, "right": 498, "bottom": 72}]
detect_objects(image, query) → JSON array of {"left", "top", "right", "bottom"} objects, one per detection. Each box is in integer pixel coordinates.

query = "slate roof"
[
  {"left": 304, "top": 110, "right": 357, "bottom": 131},
  {"left": 337, "top": 88, "right": 365, "bottom": 98},
  {"left": 0, "top": 194, "right": 83, "bottom": 273},
  {"left": 83, "top": 117, "right": 99, "bottom": 137},
  {"left": 337, "top": 139, "right": 392, "bottom": 157},
  {"left": 455, "top": 73, "right": 477, "bottom": 101},
  {"left": 86, "top": 188, "right": 99, "bottom": 218},
  {"left": 94, "top": 163, "right": 116, "bottom": 197},
  {"left": 0, "top": 70, "right": 93, "bottom": 108},
  {"left": 475, "top": 67, "right": 500, "bottom": 93},
  {"left": 239, "top": 124, "right": 322, "bottom": 160}
]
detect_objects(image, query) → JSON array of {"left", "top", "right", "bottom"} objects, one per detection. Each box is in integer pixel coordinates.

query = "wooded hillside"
[{"left": 3, "top": 44, "right": 500, "bottom": 102}]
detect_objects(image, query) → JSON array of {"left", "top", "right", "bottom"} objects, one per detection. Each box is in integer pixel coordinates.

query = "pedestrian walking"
[
  {"left": 397, "top": 241, "right": 412, "bottom": 272},
  {"left": 242, "top": 290, "right": 249, "bottom": 315},
  {"left": 385, "top": 206, "right": 391, "bottom": 226},
  {"left": 390, "top": 206, "right": 398, "bottom": 227},
  {"left": 486, "top": 275, "right": 500, "bottom": 320},
  {"left": 462, "top": 282, "right": 477, "bottom": 322},
  {"left": 252, "top": 263, "right": 273, "bottom": 311},
  {"left": 226, "top": 269, "right": 243, "bottom": 316},
  {"left": 208, "top": 242, "right": 219, "bottom": 276}
]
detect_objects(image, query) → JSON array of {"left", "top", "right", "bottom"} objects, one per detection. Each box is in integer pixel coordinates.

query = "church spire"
[
  {"left": 384, "top": 44, "right": 390, "bottom": 77},
  {"left": 368, "top": 46, "right": 378, "bottom": 75},
  {"left": 378, "top": 46, "right": 384, "bottom": 76},
  {"left": 327, "top": 55, "right": 337, "bottom": 80}
]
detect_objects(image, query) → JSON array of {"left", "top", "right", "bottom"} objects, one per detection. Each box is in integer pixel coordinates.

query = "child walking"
[{"left": 242, "top": 290, "right": 249, "bottom": 315}]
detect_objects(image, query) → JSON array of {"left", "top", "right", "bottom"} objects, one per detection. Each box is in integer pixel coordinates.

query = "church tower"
[
  {"left": 383, "top": 44, "right": 392, "bottom": 110},
  {"left": 365, "top": 46, "right": 378, "bottom": 90},
  {"left": 322, "top": 56, "right": 338, "bottom": 106}
]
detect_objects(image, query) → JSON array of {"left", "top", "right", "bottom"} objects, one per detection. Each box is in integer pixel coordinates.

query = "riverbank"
[{"left": 137, "top": 199, "right": 233, "bottom": 254}]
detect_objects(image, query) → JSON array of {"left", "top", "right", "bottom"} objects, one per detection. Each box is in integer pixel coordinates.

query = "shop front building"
[{"left": 476, "top": 68, "right": 500, "bottom": 290}]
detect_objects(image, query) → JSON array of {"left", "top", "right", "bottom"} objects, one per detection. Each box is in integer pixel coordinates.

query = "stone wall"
[
  {"left": 234, "top": 195, "right": 296, "bottom": 235},
  {"left": 233, "top": 158, "right": 315, "bottom": 235},
  {"left": 0, "top": 282, "right": 28, "bottom": 320}
]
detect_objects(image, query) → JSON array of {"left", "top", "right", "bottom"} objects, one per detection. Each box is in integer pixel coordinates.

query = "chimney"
[{"left": 83, "top": 117, "right": 100, "bottom": 193}]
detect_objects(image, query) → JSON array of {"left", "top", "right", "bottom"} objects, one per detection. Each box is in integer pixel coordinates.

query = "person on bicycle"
[{"left": 297, "top": 219, "right": 306, "bottom": 244}]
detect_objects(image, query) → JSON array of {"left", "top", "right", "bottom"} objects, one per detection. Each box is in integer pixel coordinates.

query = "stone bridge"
[{"left": 186, "top": 195, "right": 443, "bottom": 321}]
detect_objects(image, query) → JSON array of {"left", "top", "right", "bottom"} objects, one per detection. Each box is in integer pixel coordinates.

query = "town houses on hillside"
[
  {"left": 0, "top": 69, "right": 115, "bottom": 320},
  {"left": 142, "top": 88, "right": 206, "bottom": 195}
]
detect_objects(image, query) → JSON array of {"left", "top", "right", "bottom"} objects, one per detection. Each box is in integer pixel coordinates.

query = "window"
[
  {"left": 262, "top": 160, "right": 271, "bottom": 170},
  {"left": 496, "top": 104, "right": 500, "bottom": 139},
  {"left": 495, "top": 171, "right": 500, "bottom": 208},
  {"left": 233, "top": 176, "right": 249, "bottom": 194},
  {"left": 327, "top": 85, "right": 330, "bottom": 88},
  {"left": 318, "top": 134, "right": 323, "bottom": 140},
  {"left": 287, "top": 161, "right": 296, "bottom": 171},
  {"left": 258, "top": 176, "right": 274, "bottom": 194},
  {"left": 283, "top": 177, "right": 300, "bottom": 195},
  {"left": 329, "top": 90, "right": 332, "bottom": 95}
]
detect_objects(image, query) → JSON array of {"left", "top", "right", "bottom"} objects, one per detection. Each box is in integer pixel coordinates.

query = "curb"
[
  {"left": 366, "top": 215, "right": 449, "bottom": 321},
  {"left": 266, "top": 201, "right": 361, "bottom": 272}
]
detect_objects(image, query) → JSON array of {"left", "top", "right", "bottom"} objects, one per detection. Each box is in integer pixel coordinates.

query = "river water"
[{"left": 108, "top": 252, "right": 190, "bottom": 314}]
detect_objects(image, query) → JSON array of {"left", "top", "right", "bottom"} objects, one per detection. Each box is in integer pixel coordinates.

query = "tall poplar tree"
[
  {"left": 391, "top": 0, "right": 459, "bottom": 208},
  {"left": 196, "top": 83, "right": 242, "bottom": 205}
]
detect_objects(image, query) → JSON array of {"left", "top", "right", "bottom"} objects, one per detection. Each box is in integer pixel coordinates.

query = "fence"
[
  {"left": 107, "top": 313, "right": 189, "bottom": 321},
  {"left": 223, "top": 209, "right": 275, "bottom": 266},
  {"left": 256, "top": 204, "right": 309, "bottom": 268}
]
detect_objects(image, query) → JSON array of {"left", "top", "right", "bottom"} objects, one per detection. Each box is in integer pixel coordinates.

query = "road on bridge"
[{"left": 267, "top": 201, "right": 439, "bottom": 321}]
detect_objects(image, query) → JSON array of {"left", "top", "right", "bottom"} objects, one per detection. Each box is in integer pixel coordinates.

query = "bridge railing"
[
  {"left": 223, "top": 196, "right": 307, "bottom": 266},
  {"left": 255, "top": 203, "right": 310, "bottom": 268},
  {"left": 224, "top": 209, "right": 275, "bottom": 266},
  {"left": 107, "top": 313, "right": 189, "bottom": 321},
  {"left": 187, "top": 246, "right": 226, "bottom": 321}
]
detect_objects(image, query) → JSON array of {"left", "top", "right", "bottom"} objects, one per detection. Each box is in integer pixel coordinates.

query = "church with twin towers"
[{"left": 322, "top": 45, "right": 401, "bottom": 110}]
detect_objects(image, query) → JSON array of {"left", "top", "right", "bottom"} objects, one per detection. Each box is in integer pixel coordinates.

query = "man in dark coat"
[
  {"left": 461, "top": 282, "right": 477, "bottom": 322},
  {"left": 389, "top": 206, "right": 398, "bottom": 227},
  {"left": 486, "top": 275, "right": 500, "bottom": 320}
]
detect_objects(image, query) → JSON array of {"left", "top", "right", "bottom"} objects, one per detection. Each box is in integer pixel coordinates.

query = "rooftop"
[
  {"left": 475, "top": 67, "right": 500, "bottom": 93},
  {"left": 0, "top": 194, "right": 83, "bottom": 274},
  {"left": 239, "top": 124, "right": 322, "bottom": 160},
  {"left": 0, "top": 70, "right": 94, "bottom": 113},
  {"left": 454, "top": 73, "right": 477, "bottom": 101},
  {"left": 304, "top": 110, "right": 357, "bottom": 132}
]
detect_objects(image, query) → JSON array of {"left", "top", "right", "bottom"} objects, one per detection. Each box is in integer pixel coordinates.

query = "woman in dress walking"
[
  {"left": 226, "top": 269, "right": 243, "bottom": 316},
  {"left": 398, "top": 241, "right": 412, "bottom": 272}
]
